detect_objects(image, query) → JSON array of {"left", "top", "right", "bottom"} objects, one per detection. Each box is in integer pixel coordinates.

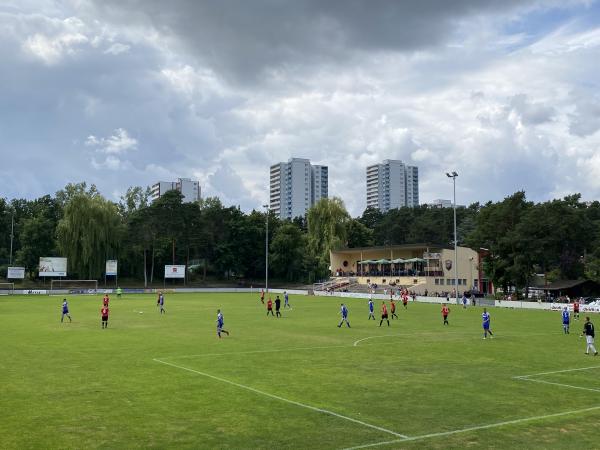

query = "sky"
[{"left": 1, "top": 0, "right": 600, "bottom": 216}]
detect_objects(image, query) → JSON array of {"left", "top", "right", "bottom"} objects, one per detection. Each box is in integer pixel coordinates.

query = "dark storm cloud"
[{"left": 87, "top": 0, "right": 535, "bottom": 83}]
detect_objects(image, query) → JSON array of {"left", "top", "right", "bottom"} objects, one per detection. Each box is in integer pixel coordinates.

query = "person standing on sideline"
[
  {"left": 379, "top": 302, "right": 390, "bottom": 327},
  {"left": 573, "top": 299, "right": 580, "bottom": 320},
  {"left": 61, "top": 299, "right": 72, "bottom": 323},
  {"left": 562, "top": 307, "right": 570, "bottom": 334},
  {"left": 266, "top": 297, "right": 274, "bottom": 316},
  {"left": 442, "top": 304, "right": 450, "bottom": 325},
  {"left": 368, "top": 299, "right": 375, "bottom": 320},
  {"left": 581, "top": 316, "right": 598, "bottom": 356},
  {"left": 390, "top": 298, "right": 398, "bottom": 319},
  {"left": 338, "top": 303, "right": 350, "bottom": 328},
  {"left": 158, "top": 292, "right": 166, "bottom": 314},
  {"left": 274, "top": 295, "right": 282, "bottom": 318},
  {"left": 101, "top": 305, "right": 109, "bottom": 329},
  {"left": 216, "top": 309, "right": 230, "bottom": 338},
  {"left": 284, "top": 291, "right": 291, "bottom": 309},
  {"left": 482, "top": 308, "right": 493, "bottom": 339},
  {"left": 116, "top": 287, "right": 122, "bottom": 298}
]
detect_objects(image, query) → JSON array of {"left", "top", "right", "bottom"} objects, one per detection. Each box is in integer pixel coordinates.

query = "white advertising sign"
[
  {"left": 164, "top": 265, "right": 186, "bottom": 279},
  {"left": 7, "top": 267, "right": 25, "bottom": 279},
  {"left": 105, "top": 260, "right": 118, "bottom": 276},
  {"left": 39, "top": 257, "right": 67, "bottom": 277}
]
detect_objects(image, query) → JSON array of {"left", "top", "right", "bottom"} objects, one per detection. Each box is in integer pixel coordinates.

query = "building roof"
[
  {"left": 332, "top": 243, "right": 454, "bottom": 253},
  {"left": 540, "top": 279, "right": 599, "bottom": 291}
]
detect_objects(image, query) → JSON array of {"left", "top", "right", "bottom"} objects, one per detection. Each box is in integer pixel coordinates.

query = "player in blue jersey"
[
  {"left": 158, "top": 292, "right": 166, "bottom": 314},
  {"left": 338, "top": 303, "right": 350, "bottom": 328},
  {"left": 284, "top": 291, "right": 291, "bottom": 309},
  {"left": 562, "top": 307, "right": 570, "bottom": 334},
  {"left": 368, "top": 299, "right": 375, "bottom": 320},
  {"left": 216, "top": 309, "right": 230, "bottom": 338},
  {"left": 61, "top": 298, "right": 72, "bottom": 323},
  {"left": 482, "top": 308, "right": 493, "bottom": 339}
]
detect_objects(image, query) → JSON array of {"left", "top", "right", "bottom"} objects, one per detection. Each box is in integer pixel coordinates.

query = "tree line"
[{"left": 1, "top": 184, "right": 599, "bottom": 291}]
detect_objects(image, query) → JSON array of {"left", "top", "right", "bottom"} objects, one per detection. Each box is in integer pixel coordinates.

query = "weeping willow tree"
[
  {"left": 56, "top": 194, "right": 122, "bottom": 279},
  {"left": 307, "top": 197, "right": 350, "bottom": 280}
]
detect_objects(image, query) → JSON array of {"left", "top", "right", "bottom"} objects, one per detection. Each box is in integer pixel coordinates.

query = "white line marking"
[
  {"left": 353, "top": 335, "right": 403, "bottom": 347},
  {"left": 153, "top": 358, "right": 409, "bottom": 439},
  {"left": 514, "top": 365, "right": 600, "bottom": 379},
  {"left": 341, "top": 405, "right": 600, "bottom": 450},
  {"left": 157, "top": 344, "right": 351, "bottom": 360},
  {"left": 516, "top": 377, "right": 600, "bottom": 393}
]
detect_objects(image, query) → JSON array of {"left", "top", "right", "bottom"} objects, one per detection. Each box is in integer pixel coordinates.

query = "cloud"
[{"left": 85, "top": 128, "right": 138, "bottom": 154}]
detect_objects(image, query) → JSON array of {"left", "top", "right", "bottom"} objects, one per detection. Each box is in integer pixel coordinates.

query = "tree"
[
  {"left": 346, "top": 219, "right": 373, "bottom": 248},
  {"left": 270, "top": 223, "right": 307, "bottom": 281},
  {"left": 56, "top": 194, "right": 123, "bottom": 279},
  {"left": 307, "top": 198, "right": 350, "bottom": 279}
]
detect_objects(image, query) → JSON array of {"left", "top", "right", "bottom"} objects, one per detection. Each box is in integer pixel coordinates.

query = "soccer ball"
[{"left": 139, "top": 311, "right": 144, "bottom": 315}]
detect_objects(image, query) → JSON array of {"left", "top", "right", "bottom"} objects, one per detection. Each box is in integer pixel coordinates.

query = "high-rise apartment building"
[
  {"left": 366, "top": 160, "right": 419, "bottom": 212},
  {"left": 150, "top": 178, "right": 201, "bottom": 203},
  {"left": 270, "top": 158, "right": 328, "bottom": 219}
]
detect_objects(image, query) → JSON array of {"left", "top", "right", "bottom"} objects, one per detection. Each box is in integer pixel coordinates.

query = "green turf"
[{"left": 2, "top": 293, "right": 600, "bottom": 449}]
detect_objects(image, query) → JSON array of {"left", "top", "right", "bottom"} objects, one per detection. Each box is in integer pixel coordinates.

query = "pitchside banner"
[
  {"left": 164, "top": 265, "right": 186, "bottom": 279},
  {"left": 7, "top": 267, "right": 25, "bottom": 279},
  {"left": 39, "top": 257, "right": 67, "bottom": 277},
  {"left": 105, "top": 260, "right": 118, "bottom": 276}
]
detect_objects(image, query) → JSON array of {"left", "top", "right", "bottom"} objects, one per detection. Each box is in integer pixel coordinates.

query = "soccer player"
[
  {"left": 462, "top": 294, "right": 468, "bottom": 309},
  {"left": 390, "top": 298, "right": 398, "bottom": 319},
  {"left": 482, "top": 308, "right": 493, "bottom": 339},
  {"left": 61, "top": 299, "right": 72, "bottom": 323},
  {"left": 368, "top": 299, "right": 375, "bottom": 320},
  {"left": 158, "top": 292, "right": 166, "bottom": 314},
  {"left": 116, "top": 287, "right": 122, "bottom": 298},
  {"left": 266, "top": 297, "right": 274, "bottom": 316},
  {"left": 442, "top": 303, "right": 450, "bottom": 325},
  {"left": 284, "top": 291, "right": 291, "bottom": 309},
  {"left": 274, "top": 295, "right": 282, "bottom": 318},
  {"left": 101, "top": 305, "right": 109, "bottom": 329},
  {"left": 260, "top": 288, "right": 265, "bottom": 304},
  {"left": 581, "top": 316, "right": 598, "bottom": 356},
  {"left": 402, "top": 292, "right": 408, "bottom": 309},
  {"left": 216, "top": 309, "right": 230, "bottom": 338},
  {"left": 562, "top": 307, "right": 570, "bottom": 334},
  {"left": 338, "top": 303, "right": 350, "bottom": 328},
  {"left": 573, "top": 299, "right": 580, "bottom": 320},
  {"left": 379, "top": 302, "right": 390, "bottom": 327},
  {"left": 103, "top": 293, "right": 110, "bottom": 307}
]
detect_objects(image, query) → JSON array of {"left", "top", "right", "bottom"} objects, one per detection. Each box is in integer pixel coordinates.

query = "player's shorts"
[
  {"left": 586, "top": 336, "right": 595, "bottom": 345},
  {"left": 382, "top": 314, "right": 388, "bottom": 319},
  {"left": 483, "top": 324, "right": 489, "bottom": 330},
  {"left": 102, "top": 316, "right": 108, "bottom": 322},
  {"left": 62, "top": 311, "right": 69, "bottom": 315},
  {"left": 443, "top": 315, "right": 448, "bottom": 319}
]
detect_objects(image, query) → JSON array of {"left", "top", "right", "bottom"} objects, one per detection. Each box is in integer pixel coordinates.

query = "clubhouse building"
[{"left": 329, "top": 243, "right": 492, "bottom": 295}]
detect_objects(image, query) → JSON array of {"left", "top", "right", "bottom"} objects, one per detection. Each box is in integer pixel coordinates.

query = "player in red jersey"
[
  {"left": 260, "top": 288, "right": 265, "bottom": 304},
  {"left": 402, "top": 293, "right": 408, "bottom": 309},
  {"left": 573, "top": 299, "right": 580, "bottom": 320},
  {"left": 379, "top": 302, "right": 390, "bottom": 327},
  {"left": 103, "top": 294, "right": 109, "bottom": 307},
  {"left": 266, "top": 297, "right": 274, "bottom": 316},
  {"left": 101, "top": 305, "right": 109, "bottom": 329},
  {"left": 441, "top": 304, "right": 450, "bottom": 325},
  {"left": 390, "top": 299, "right": 398, "bottom": 319}
]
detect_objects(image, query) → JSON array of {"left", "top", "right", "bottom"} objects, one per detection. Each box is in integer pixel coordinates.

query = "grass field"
[{"left": 2, "top": 292, "right": 600, "bottom": 449}]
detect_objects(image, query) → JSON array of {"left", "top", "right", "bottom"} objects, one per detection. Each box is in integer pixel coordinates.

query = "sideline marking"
[
  {"left": 341, "top": 405, "right": 600, "bottom": 450},
  {"left": 516, "top": 377, "right": 600, "bottom": 394},
  {"left": 514, "top": 365, "right": 600, "bottom": 379},
  {"left": 153, "top": 358, "right": 409, "bottom": 439}
]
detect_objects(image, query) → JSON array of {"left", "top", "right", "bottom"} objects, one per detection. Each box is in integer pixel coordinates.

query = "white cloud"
[
  {"left": 85, "top": 128, "right": 138, "bottom": 154},
  {"left": 104, "top": 42, "right": 130, "bottom": 55}
]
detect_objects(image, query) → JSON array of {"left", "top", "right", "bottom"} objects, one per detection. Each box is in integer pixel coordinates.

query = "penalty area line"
[
  {"left": 152, "top": 358, "right": 409, "bottom": 440},
  {"left": 514, "top": 365, "right": 600, "bottom": 379},
  {"left": 515, "top": 377, "right": 600, "bottom": 394},
  {"left": 341, "top": 404, "right": 600, "bottom": 450}
]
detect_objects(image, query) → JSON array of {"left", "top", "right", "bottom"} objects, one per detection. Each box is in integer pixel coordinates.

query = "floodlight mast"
[
  {"left": 263, "top": 204, "right": 269, "bottom": 294},
  {"left": 446, "top": 171, "right": 459, "bottom": 304}
]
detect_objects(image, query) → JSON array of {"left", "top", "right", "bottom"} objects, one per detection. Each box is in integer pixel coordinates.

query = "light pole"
[
  {"left": 446, "top": 171, "right": 458, "bottom": 304},
  {"left": 9, "top": 208, "right": 14, "bottom": 265},
  {"left": 263, "top": 204, "right": 269, "bottom": 294}
]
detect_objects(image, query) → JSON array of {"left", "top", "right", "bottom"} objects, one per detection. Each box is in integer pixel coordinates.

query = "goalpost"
[
  {"left": 50, "top": 279, "right": 98, "bottom": 295},
  {"left": 0, "top": 282, "right": 14, "bottom": 295}
]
